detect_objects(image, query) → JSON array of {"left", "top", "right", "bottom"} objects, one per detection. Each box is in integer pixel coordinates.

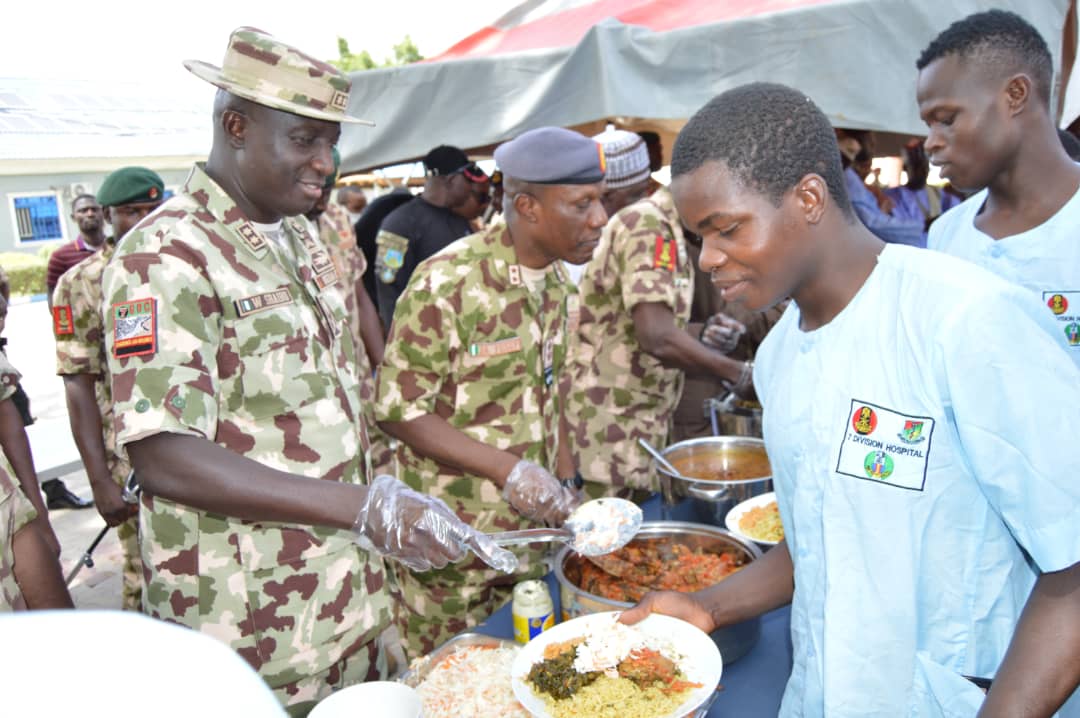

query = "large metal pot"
[
  {"left": 706, "top": 393, "right": 764, "bottom": 438},
  {"left": 657, "top": 436, "right": 773, "bottom": 527},
  {"left": 554, "top": 521, "right": 763, "bottom": 664}
]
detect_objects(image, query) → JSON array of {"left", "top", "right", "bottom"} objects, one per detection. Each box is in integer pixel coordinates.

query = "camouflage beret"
[
  {"left": 184, "top": 27, "right": 373, "bottom": 126},
  {"left": 96, "top": 167, "right": 165, "bottom": 207},
  {"left": 494, "top": 127, "right": 606, "bottom": 185}
]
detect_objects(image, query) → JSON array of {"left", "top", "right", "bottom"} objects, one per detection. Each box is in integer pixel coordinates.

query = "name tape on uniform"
[
  {"left": 234, "top": 288, "right": 294, "bottom": 318},
  {"left": 469, "top": 336, "right": 523, "bottom": 358}
]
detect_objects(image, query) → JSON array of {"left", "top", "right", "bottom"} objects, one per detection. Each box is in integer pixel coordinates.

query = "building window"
[{"left": 10, "top": 193, "right": 66, "bottom": 245}]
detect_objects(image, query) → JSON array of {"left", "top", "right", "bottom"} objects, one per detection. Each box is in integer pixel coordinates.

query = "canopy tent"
[{"left": 339, "top": 0, "right": 1071, "bottom": 173}]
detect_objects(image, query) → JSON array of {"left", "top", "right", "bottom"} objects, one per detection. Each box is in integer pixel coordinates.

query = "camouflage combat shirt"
[
  {"left": 567, "top": 186, "right": 693, "bottom": 489},
  {"left": 0, "top": 352, "right": 34, "bottom": 611},
  {"left": 318, "top": 202, "right": 394, "bottom": 476},
  {"left": 52, "top": 240, "right": 131, "bottom": 485},
  {"left": 102, "top": 164, "right": 392, "bottom": 687}
]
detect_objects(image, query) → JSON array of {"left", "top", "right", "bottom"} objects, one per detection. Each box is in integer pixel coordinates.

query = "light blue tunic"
[
  {"left": 929, "top": 186, "right": 1080, "bottom": 370},
  {"left": 755, "top": 245, "right": 1080, "bottom": 717}
]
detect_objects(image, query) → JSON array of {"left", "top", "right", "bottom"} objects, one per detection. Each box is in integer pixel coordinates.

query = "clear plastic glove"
[
  {"left": 701, "top": 313, "right": 747, "bottom": 355},
  {"left": 353, "top": 475, "right": 518, "bottom": 573},
  {"left": 502, "top": 460, "right": 579, "bottom": 525}
]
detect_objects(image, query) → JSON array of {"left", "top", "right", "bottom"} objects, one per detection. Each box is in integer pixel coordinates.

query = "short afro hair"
[
  {"left": 671, "top": 82, "right": 851, "bottom": 217},
  {"left": 916, "top": 10, "right": 1053, "bottom": 108}
]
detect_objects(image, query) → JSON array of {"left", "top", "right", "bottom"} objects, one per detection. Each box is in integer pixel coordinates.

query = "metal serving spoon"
[
  {"left": 637, "top": 437, "right": 687, "bottom": 479},
  {"left": 489, "top": 497, "right": 643, "bottom": 556}
]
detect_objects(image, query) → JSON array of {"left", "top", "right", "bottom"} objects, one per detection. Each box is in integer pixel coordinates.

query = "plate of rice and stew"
[
  {"left": 511, "top": 611, "right": 722, "bottom": 718},
  {"left": 724, "top": 491, "right": 783, "bottom": 546}
]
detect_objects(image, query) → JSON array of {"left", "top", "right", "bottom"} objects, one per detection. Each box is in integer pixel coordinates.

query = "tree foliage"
[{"left": 331, "top": 35, "right": 424, "bottom": 72}]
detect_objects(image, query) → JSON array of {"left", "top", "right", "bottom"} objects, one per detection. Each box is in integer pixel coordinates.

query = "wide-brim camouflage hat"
[{"left": 184, "top": 26, "right": 373, "bottom": 126}]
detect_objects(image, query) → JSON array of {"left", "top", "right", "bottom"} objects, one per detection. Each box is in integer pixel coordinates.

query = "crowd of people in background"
[{"left": 0, "top": 8, "right": 1078, "bottom": 718}]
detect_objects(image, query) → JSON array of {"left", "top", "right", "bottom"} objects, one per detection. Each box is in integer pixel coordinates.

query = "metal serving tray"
[{"left": 395, "top": 632, "right": 519, "bottom": 688}]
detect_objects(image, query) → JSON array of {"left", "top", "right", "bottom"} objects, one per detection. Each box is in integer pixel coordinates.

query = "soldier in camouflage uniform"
[
  {"left": 0, "top": 348, "right": 72, "bottom": 611},
  {"left": 307, "top": 154, "right": 394, "bottom": 476},
  {"left": 102, "top": 28, "right": 513, "bottom": 715},
  {"left": 376, "top": 127, "right": 605, "bottom": 657},
  {"left": 0, "top": 297, "right": 62, "bottom": 554},
  {"left": 568, "top": 127, "right": 753, "bottom": 493},
  {"left": 52, "top": 166, "right": 165, "bottom": 610}
]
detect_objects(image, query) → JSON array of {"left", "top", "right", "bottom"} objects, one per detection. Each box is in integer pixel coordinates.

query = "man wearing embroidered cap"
[
  {"left": 566, "top": 127, "right": 751, "bottom": 495},
  {"left": 101, "top": 28, "right": 515, "bottom": 714},
  {"left": 52, "top": 166, "right": 165, "bottom": 610},
  {"left": 376, "top": 126, "right": 605, "bottom": 657},
  {"left": 374, "top": 144, "right": 487, "bottom": 329}
]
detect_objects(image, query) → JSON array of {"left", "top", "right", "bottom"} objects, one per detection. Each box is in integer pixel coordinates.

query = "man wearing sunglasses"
[{"left": 374, "top": 146, "right": 488, "bottom": 329}]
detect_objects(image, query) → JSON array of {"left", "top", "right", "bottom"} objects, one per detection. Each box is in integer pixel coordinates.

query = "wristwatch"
[{"left": 560, "top": 471, "right": 584, "bottom": 490}]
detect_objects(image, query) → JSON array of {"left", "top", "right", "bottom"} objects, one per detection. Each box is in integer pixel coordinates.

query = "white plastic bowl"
[{"left": 309, "top": 681, "right": 421, "bottom": 718}]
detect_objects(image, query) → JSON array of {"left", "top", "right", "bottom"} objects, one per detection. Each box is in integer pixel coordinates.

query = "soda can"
[{"left": 512, "top": 579, "right": 554, "bottom": 643}]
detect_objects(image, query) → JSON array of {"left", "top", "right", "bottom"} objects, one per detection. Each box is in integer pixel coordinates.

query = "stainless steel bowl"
[
  {"left": 554, "top": 521, "right": 763, "bottom": 663},
  {"left": 657, "top": 436, "right": 773, "bottom": 527}
]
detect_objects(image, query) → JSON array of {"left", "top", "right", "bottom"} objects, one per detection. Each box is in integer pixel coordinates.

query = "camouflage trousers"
[
  {"left": 116, "top": 513, "right": 142, "bottom": 610},
  {"left": 275, "top": 632, "right": 393, "bottom": 717}
]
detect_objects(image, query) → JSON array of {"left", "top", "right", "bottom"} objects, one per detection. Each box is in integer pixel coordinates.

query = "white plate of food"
[
  {"left": 511, "top": 611, "right": 721, "bottom": 718},
  {"left": 724, "top": 491, "right": 783, "bottom": 546}
]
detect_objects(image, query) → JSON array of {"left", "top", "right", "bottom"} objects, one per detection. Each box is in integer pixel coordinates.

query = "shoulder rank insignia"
[
  {"left": 52, "top": 305, "right": 75, "bottom": 337},
  {"left": 237, "top": 222, "right": 267, "bottom": 253},
  {"left": 653, "top": 235, "right": 677, "bottom": 272},
  {"left": 112, "top": 299, "right": 156, "bottom": 358}
]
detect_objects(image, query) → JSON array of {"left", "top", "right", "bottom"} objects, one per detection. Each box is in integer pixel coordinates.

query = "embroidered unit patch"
[
  {"left": 653, "top": 235, "right": 676, "bottom": 271},
  {"left": 53, "top": 305, "right": 75, "bottom": 337},
  {"left": 112, "top": 299, "right": 156, "bottom": 358}
]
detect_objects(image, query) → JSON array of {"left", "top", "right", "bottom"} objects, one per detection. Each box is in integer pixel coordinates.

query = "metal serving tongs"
[{"left": 489, "top": 498, "right": 643, "bottom": 557}]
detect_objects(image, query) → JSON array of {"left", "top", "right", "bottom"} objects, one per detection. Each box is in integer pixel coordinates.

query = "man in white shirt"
[
  {"left": 622, "top": 81, "right": 1080, "bottom": 718},
  {"left": 918, "top": 10, "right": 1080, "bottom": 368}
]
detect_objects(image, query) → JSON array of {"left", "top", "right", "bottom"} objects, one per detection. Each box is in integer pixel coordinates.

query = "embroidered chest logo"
[
  {"left": 1047, "top": 293, "right": 1069, "bottom": 315},
  {"left": 851, "top": 405, "right": 877, "bottom": 435},
  {"left": 1041, "top": 290, "right": 1080, "bottom": 348},
  {"left": 653, "top": 235, "right": 677, "bottom": 271},
  {"left": 52, "top": 305, "right": 74, "bottom": 337},
  {"left": 863, "top": 451, "right": 894, "bottom": 479},
  {"left": 898, "top": 420, "right": 925, "bottom": 444},
  {"left": 112, "top": 299, "right": 156, "bottom": 358},
  {"left": 836, "top": 399, "right": 935, "bottom": 492}
]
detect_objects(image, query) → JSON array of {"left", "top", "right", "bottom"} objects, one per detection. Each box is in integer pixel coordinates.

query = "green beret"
[{"left": 97, "top": 167, "right": 165, "bottom": 207}]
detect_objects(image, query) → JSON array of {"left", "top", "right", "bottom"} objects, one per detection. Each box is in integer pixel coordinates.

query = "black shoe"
[{"left": 42, "top": 479, "right": 94, "bottom": 510}]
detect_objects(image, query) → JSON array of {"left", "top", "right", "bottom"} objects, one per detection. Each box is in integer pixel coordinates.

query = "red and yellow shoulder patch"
[
  {"left": 653, "top": 235, "right": 677, "bottom": 271},
  {"left": 52, "top": 305, "right": 75, "bottom": 337},
  {"left": 111, "top": 299, "right": 156, "bottom": 358}
]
